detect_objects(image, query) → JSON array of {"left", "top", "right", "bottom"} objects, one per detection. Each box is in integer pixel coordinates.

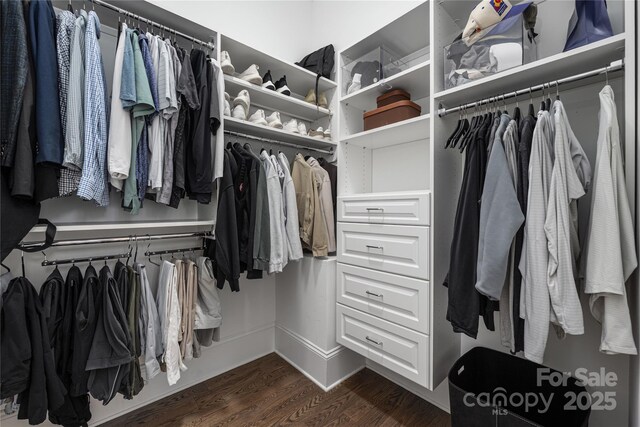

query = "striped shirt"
[
  {"left": 77, "top": 11, "right": 109, "bottom": 207},
  {"left": 64, "top": 9, "right": 87, "bottom": 170}
]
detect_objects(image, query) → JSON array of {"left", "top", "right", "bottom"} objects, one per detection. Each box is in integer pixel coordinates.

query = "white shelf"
[
  {"left": 225, "top": 75, "right": 331, "bottom": 122},
  {"left": 224, "top": 116, "right": 336, "bottom": 150},
  {"left": 340, "top": 61, "right": 431, "bottom": 111},
  {"left": 435, "top": 33, "right": 626, "bottom": 106},
  {"left": 342, "top": 114, "right": 430, "bottom": 149},
  {"left": 221, "top": 35, "right": 337, "bottom": 96}
]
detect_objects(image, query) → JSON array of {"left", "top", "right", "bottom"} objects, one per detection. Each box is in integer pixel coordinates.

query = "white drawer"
[
  {"left": 338, "top": 191, "right": 430, "bottom": 226},
  {"left": 337, "top": 263, "right": 430, "bottom": 333},
  {"left": 337, "top": 223, "right": 429, "bottom": 280},
  {"left": 336, "top": 304, "right": 429, "bottom": 387}
]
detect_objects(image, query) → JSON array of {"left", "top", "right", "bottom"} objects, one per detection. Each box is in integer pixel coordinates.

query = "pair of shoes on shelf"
[
  {"left": 304, "top": 89, "right": 328, "bottom": 108},
  {"left": 224, "top": 92, "right": 231, "bottom": 116},
  {"left": 231, "top": 89, "right": 251, "bottom": 120},
  {"left": 248, "top": 110, "right": 283, "bottom": 129},
  {"left": 283, "top": 119, "right": 308, "bottom": 135},
  {"left": 308, "top": 127, "right": 331, "bottom": 140},
  {"left": 262, "top": 70, "right": 290, "bottom": 96}
]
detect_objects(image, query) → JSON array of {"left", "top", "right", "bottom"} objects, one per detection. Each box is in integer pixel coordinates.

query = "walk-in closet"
[{"left": 1, "top": 1, "right": 639, "bottom": 426}]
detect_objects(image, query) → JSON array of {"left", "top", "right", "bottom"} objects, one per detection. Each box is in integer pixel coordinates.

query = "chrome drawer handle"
[
  {"left": 366, "top": 207, "right": 384, "bottom": 212},
  {"left": 366, "top": 245, "right": 383, "bottom": 251},
  {"left": 365, "top": 290, "right": 383, "bottom": 298},
  {"left": 365, "top": 336, "right": 382, "bottom": 346}
]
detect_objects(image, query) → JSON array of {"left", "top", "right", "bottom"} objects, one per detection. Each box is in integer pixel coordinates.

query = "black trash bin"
[{"left": 448, "top": 347, "right": 591, "bottom": 427}]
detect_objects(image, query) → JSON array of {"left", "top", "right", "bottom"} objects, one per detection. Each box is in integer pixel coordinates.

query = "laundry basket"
[{"left": 448, "top": 347, "right": 591, "bottom": 427}]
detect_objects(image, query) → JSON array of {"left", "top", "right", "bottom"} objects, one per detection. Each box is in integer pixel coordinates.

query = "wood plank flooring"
[{"left": 102, "top": 353, "right": 451, "bottom": 427}]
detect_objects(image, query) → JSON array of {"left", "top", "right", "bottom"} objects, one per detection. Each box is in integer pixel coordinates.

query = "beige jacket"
[
  {"left": 307, "top": 157, "right": 335, "bottom": 253},
  {"left": 292, "top": 154, "right": 328, "bottom": 256}
]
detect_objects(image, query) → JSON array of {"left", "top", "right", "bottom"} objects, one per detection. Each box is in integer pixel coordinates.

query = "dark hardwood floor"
[{"left": 102, "top": 353, "right": 451, "bottom": 427}]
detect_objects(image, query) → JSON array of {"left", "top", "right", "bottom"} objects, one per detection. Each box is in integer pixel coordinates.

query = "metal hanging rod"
[
  {"left": 41, "top": 250, "right": 132, "bottom": 267},
  {"left": 144, "top": 247, "right": 204, "bottom": 258},
  {"left": 18, "top": 231, "right": 212, "bottom": 250},
  {"left": 88, "top": 0, "right": 215, "bottom": 50},
  {"left": 438, "top": 60, "right": 624, "bottom": 117},
  {"left": 224, "top": 130, "right": 334, "bottom": 155}
]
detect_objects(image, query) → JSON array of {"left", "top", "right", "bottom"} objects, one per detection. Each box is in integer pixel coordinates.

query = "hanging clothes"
[
  {"left": 520, "top": 109, "right": 555, "bottom": 363},
  {"left": 9, "top": 0, "right": 36, "bottom": 200},
  {"left": 193, "top": 256, "right": 222, "bottom": 358},
  {"left": 186, "top": 49, "right": 215, "bottom": 203},
  {"left": 0, "top": 0, "right": 28, "bottom": 168},
  {"left": 583, "top": 85, "right": 637, "bottom": 355},
  {"left": 58, "top": 9, "right": 88, "bottom": 198},
  {"left": 180, "top": 259, "right": 197, "bottom": 361},
  {"left": 307, "top": 157, "right": 335, "bottom": 254},
  {"left": 169, "top": 47, "right": 199, "bottom": 209},
  {"left": 29, "top": 0, "right": 63, "bottom": 166},
  {"left": 0, "top": 277, "right": 66, "bottom": 425},
  {"left": 147, "top": 35, "right": 164, "bottom": 193},
  {"left": 108, "top": 22, "right": 132, "bottom": 191},
  {"left": 229, "top": 143, "right": 253, "bottom": 274},
  {"left": 475, "top": 113, "right": 524, "bottom": 302},
  {"left": 261, "top": 150, "right": 285, "bottom": 273},
  {"left": 214, "top": 150, "right": 241, "bottom": 291},
  {"left": 136, "top": 262, "right": 162, "bottom": 381},
  {"left": 544, "top": 100, "right": 591, "bottom": 337},
  {"left": 71, "top": 265, "right": 102, "bottom": 396},
  {"left": 246, "top": 144, "right": 270, "bottom": 275},
  {"left": 157, "top": 260, "right": 185, "bottom": 385},
  {"left": 292, "top": 154, "right": 324, "bottom": 256},
  {"left": 277, "top": 153, "right": 303, "bottom": 262},
  {"left": 124, "top": 263, "right": 143, "bottom": 398},
  {"left": 77, "top": 11, "right": 109, "bottom": 207},
  {"left": 444, "top": 112, "right": 495, "bottom": 339},
  {"left": 86, "top": 265, "right": 132, "bottom": 405},
  {"left": 211, "top": 58, "right": 225, "bottom": 182},
  {"left": 318, "top": 157, "right": 338, "bottom": 222}
]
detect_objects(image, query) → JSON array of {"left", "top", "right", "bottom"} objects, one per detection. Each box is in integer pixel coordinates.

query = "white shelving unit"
[
  {"left": 340, "top": 61, "right": 431, "bottom": 111},
  {"left": 341, "top": 114, "right": 430, "bottom": 149},
  {"left": 225, "top": 75, "right": 332, "bottom": 122},
  {"left": 224, "top": 116, "right": 336, "bottom": 150}
]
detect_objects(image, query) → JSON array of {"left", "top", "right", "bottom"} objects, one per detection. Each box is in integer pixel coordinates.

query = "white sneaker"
[
  {"left": 283, "top": 119, "right": 299, "bottom": 133},
  {"left": 239, "top": 64, "right": 262, "bottom": 85},
  {"left": 224, "top": 99, "right": 231, "bottom": 116},
  {"left": 297, "top": 122, "right": 307, "bottom": 135},
  {"left": 347, "top": 73, "right": 362, "bottom": 95},
  {"left": 221, "top": 51, "right": 235, "bottom": 75},
  {"left": 266, "top": 112, "right": 283, "bottom": 129},
  {"left": 231, "top": 104, "right": 247, "bottom": 120},
  {"left": 233, "top": 90, "right": 250, "bottom": 114},
  {"left": 308, "top": 127, "right": 325, "bottom": 139},
  {"left": 323, "top": 128, "right": 331, "bottom": 140},
  {"left": 249, "top": 109, "right": 268, "bottom": 126},
  {"left": 224, "top": 92, "right": 230, "bottom": 102}
]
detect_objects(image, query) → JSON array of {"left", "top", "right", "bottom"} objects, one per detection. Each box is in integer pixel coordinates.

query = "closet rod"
[
  {"left": 437, "top": 60, "right": 624, "bottom": 117},
  {"left": 41, "top": 250, "right": 132, "bottom": 267},
  {"left": 18, "top": 231, "right": 212, "bottom": 250},
  {"left": 89, "top": 0, "right": 215, "bottom": 50},
  {"left": 224, "top": 130, "right": 334, "bottom": 155},
  {"left": 145, "top": 247, "right": 204, "bottom": 257}
]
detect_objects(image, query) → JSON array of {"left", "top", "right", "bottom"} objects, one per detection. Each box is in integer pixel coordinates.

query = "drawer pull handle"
[
  {"left": 365, "top": 336, "right": 382, "bottom": 346},
  {"left": 366, "top": 207, "right": 384, "bottom": 212},
  {"left": 365, "top": 290, "right": 383, "bottom": 298},
  {"left": 366, "top": 245, "right": 384, "bottom": 251}
]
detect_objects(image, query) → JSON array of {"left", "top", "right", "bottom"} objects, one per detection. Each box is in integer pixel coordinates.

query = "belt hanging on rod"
[
  {"left": 88, "top": 0, "right": 216, "bottom": 50},
  {"left": 224, "top": 130, "right": 335, "bottom": 155},
  {"left": 438, "top": 60, "right": 624, "bottom": 117}
]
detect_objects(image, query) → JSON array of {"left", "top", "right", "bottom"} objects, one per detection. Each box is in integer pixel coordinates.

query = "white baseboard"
[
  {"left": 275, "top": 325, "right": 365, "bottom": 391},
  {"left": 366, "top": 359, "right": 451, "bottom": 414}
]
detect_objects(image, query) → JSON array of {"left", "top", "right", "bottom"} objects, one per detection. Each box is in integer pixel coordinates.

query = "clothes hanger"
[
  {"left": 147, "top": 242, "right": 161, "bottom": 266},
  {"left": 450, "top": 105, "right": 469, "bottom": 149},
  {"left": 1, "top": 262, "right": 10, "bottom": 274},
  {"left": 528, "top": 87, "right": 535, "bottom": 117},
  {"left": 555, "top": 80, "right": 560, "bottom": 100},
  {"left": 445, "top": 109, "right": 463, "bottom": 149},
  {"left": 539, "top": 83, "right": 547, "bottom": 111},
  {"left": 67, "top": 0, "right": 74, "bottom": 13}
]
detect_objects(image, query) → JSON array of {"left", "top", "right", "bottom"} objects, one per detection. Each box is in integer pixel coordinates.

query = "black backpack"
[{"left": 296, "top": 45, "right": 335, "bottom": 105}]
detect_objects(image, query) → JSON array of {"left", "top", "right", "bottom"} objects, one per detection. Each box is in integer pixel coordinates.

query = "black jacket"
[
  {"left": 0, "top": 277, "right": 65, "bottom": 424},
  {"left": 230, "top": 143, "right": 253, "bottom": 274},
  {"left": 213, "top": 150, "right": 241, "bottom": 291},
  {"left": 444, "top": 116, "right": 496, "bottom": 339},
  {"left": 86, "top": 266, "right": 132, "bottom": 405},
  {"left": 318, "top": 158, "right": 337, "bottom": 223},
  {"left": 71, "top": 265, "right": 102, "bottom": 396}
]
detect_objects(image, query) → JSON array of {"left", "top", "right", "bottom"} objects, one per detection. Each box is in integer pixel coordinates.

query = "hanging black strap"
[{"left": 20, "top": 219, "right": 57, "bottom": 253}]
